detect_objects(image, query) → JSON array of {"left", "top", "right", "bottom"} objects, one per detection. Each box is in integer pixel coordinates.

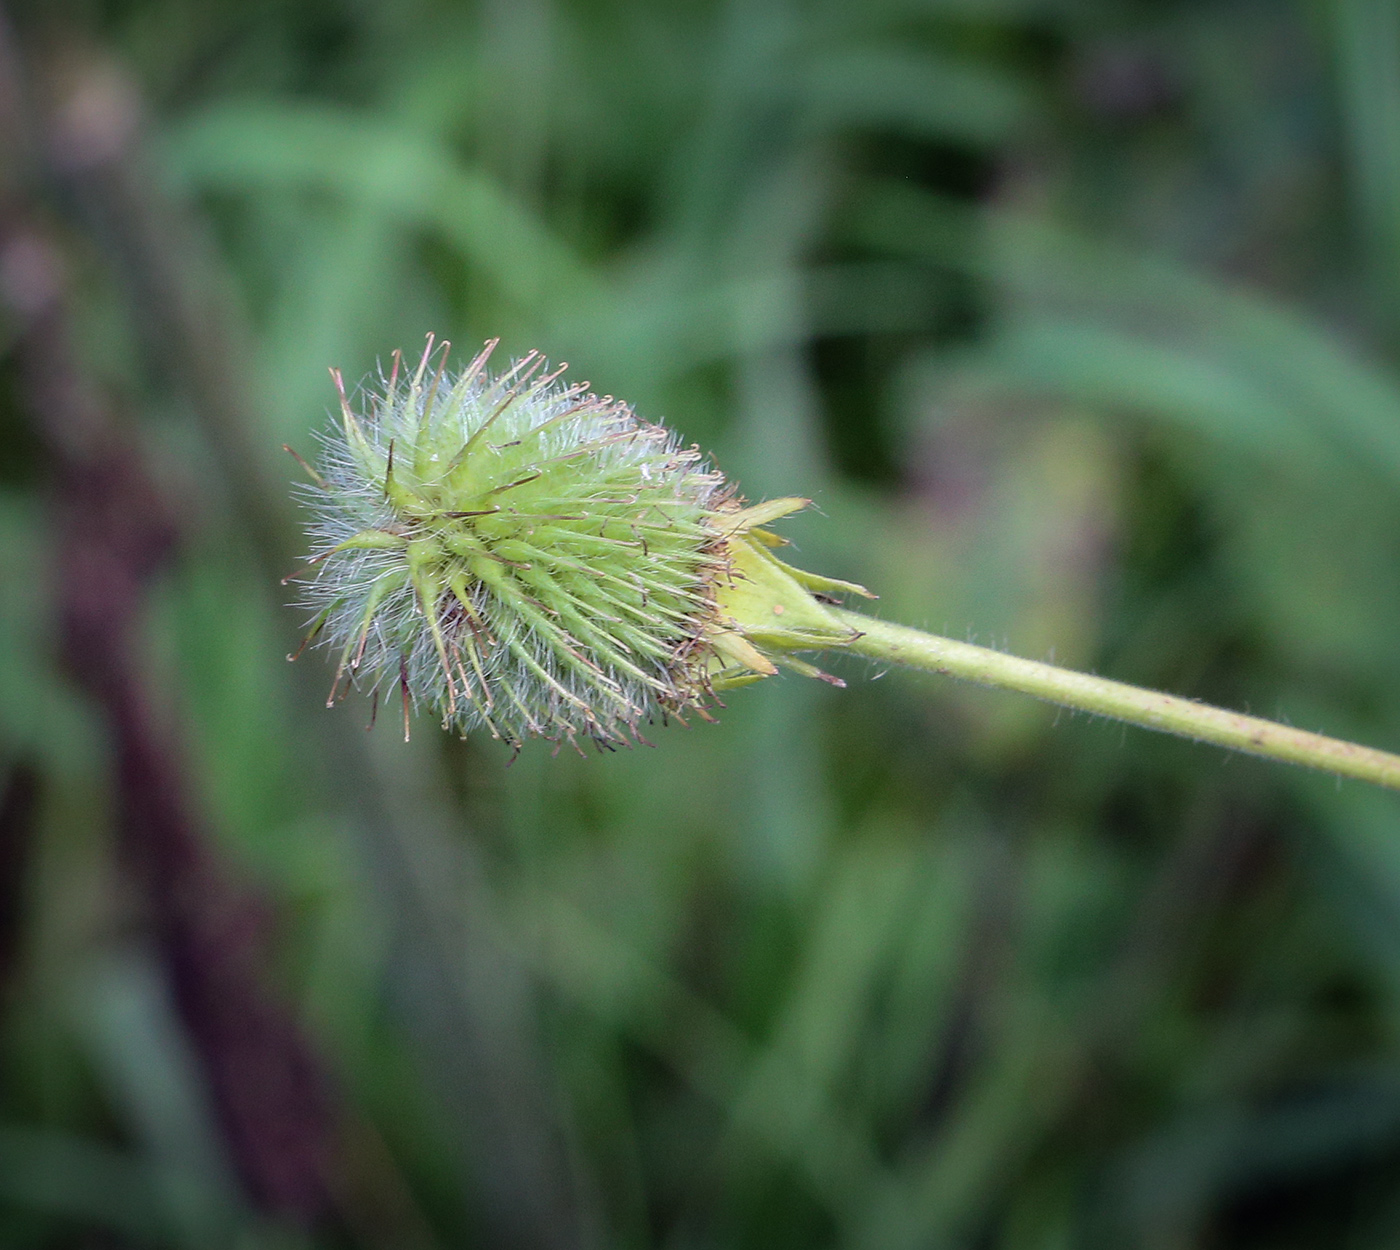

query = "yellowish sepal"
[
  {"left": 748, "top": 528, "right": 788, "bottom": 548},
  {"left": 708, "top": 625, "right": 779, "bottom": 676},
  {"left": 716, "top": 536, "right": 860, "bottom": 651},
  {"left": 765, "top": 554, "right": 876, "bottom": 601},
  {"left": 713, "top": 497, "right": 810, "bottom": 536},
  {"left": 708, "top": 664, "right": 774, "bottom": 692}
]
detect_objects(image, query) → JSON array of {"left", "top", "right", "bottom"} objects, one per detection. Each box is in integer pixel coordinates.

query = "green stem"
[{"left": 833, "top": 609, "right": 1400, "bottom": 792}]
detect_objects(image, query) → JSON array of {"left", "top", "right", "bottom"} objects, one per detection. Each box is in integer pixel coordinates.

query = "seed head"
[{"left": 288, "top": 337, "right": 872, "bottom": 751}]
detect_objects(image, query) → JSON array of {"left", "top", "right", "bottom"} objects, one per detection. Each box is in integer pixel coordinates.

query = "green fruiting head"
[{"left": 289, "top": 337, "right": 872, "bottom": 750}]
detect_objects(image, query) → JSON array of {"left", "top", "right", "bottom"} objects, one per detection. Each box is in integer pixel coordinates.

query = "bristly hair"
[{"left": 288, "top": 337, "right": 735, "bottom": 751}]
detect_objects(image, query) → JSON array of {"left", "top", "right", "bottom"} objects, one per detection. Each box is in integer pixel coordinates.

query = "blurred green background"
[{"left": 7, "top": 0, "right": 1400, "bottom": 1246}]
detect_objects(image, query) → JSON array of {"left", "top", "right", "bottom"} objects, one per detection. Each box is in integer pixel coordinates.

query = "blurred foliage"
[{"left": 6, "top": 0, "right": 1400, "bottom": 1246}]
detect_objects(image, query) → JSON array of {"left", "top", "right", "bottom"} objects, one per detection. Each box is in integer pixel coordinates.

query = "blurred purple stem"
[{"left": 0, "top": 12, "right": 333, "bottom": 1225}]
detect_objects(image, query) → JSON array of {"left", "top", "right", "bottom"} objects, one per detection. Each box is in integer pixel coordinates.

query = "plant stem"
[{"left": 833, "top": 610, "right": 1400, "bottom": 792}]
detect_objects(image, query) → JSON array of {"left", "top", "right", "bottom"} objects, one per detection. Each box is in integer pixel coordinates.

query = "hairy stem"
[{"left": 833, "top": 610, "right": 1400, "bottom": 791}]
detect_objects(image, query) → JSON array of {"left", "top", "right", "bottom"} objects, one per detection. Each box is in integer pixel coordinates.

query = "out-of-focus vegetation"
[{"left": 5, "top": 0, "right": 1400, "bottom": 1246}]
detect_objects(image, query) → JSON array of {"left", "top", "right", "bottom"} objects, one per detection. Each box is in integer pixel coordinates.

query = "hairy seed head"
[{"left": 289, "top": 337, "right": 871, "bottom": 751}]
